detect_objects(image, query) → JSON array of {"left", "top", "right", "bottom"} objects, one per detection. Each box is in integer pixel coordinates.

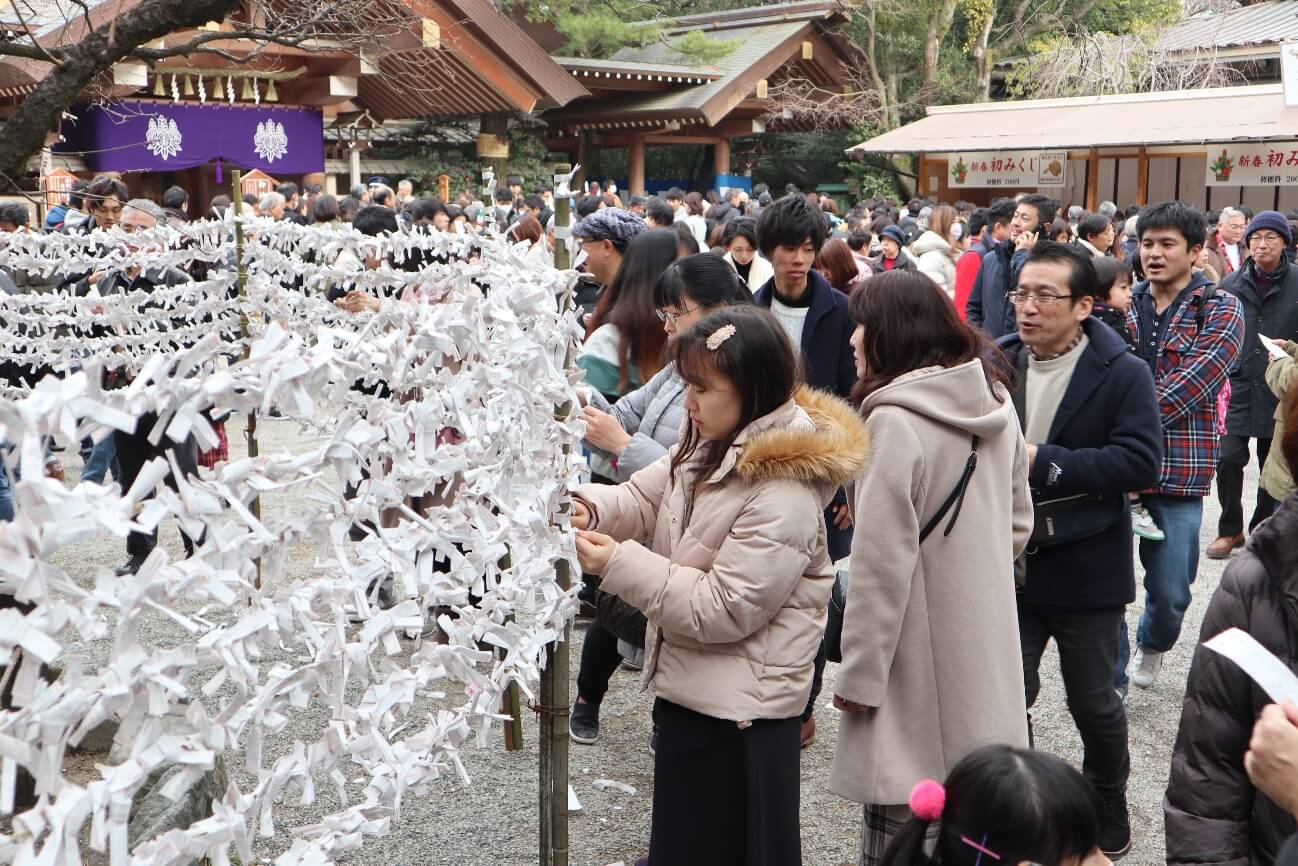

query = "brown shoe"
[
  {"left": 800, "top": 715, "right": 816, "bottom": 749},
  {"left": 1206, "top": 533, "right": 1245, "bottom": 559}
]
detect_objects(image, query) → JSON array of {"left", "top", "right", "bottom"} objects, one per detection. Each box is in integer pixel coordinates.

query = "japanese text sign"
[
  {"left": 947, "top": 151, "right": 1067, "bottom": 188},
  {"left": 1206, "top": 142, "right": 1298, "bottom": 186}
]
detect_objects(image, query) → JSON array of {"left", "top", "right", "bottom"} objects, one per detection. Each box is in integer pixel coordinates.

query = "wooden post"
[
  {"left": 1136, "top": 146, "right": 1150, "bottom": 207},
  {"left": 1085, "top": 149, "right": 1100, "bottom": 212},
  {"left": 628, "top": 134, "right": 646, "bottom": 197},
  {"left": 501, "top": 552, "right": 525, "bottom": 752},
  {"left": 230, "top": 169, "right": 261, "bottom": 586},
  {"left": 540, "top": 163, "right": 574, "bottom": 866},
  {"left": 917, "top": 153, "right": 929, "bottom": 197},
  {"left": 713, "top": 138, "right": 731, "bottom": 179}
]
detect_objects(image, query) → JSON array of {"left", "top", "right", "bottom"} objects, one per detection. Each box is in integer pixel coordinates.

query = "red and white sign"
[
  {"left": 1206, "top": 141, "right": 1298, "bottom": 186},
  {"left": 947, "top": 151, "right": 1067, "bottom": 188}
]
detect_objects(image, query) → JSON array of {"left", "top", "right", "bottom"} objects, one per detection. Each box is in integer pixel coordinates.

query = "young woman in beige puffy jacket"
[{"left": 572, "top": 305, "right": 868, "bottom": 866}]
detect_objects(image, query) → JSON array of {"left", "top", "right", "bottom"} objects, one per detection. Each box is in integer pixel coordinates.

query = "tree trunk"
[
  {"left": 922, "top": 0, "right": 960, "bottom": 94},
  {"left": 973, "top": 6, "right": 995, "bottom": 102},
  {"left": 0, "top": 0, "right": 242, "bottom": 188}
]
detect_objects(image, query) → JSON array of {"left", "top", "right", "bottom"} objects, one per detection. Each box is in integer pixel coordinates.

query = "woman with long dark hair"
[
  {"left": 577, "top": 228, "right": 679, "bottom": 401},
  {"left": 573, "top": 306, "right": 868, "bottom": 866},
  {"left": 829, "top": 270, "right": 1033, "bottom": 864}
]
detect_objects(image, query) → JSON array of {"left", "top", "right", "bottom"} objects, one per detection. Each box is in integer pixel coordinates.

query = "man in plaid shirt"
[{"left": 1117, "top": 202, "right": 1244, "bottom": 693}]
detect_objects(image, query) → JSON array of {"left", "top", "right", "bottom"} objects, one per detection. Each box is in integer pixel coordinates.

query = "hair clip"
[
  {"left": 960, "top": 834, "right": 1002, "bottom": 866},
  {"left": 908, "top": 779, "right": 945, "bottom": 822},
  {"left": 706, "top": 323, "right": 736, "bottom": 351}
]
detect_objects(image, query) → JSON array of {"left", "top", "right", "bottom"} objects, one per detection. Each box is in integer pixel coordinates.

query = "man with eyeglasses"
[
  {"left": 1206, "top": 206, "right": 1249, "bottom": 280},
  {"left": 999, "top": 241, "right": 1162, "bottom": 860},
  {"left": 1117, "top": 201, "right": 1244, "bottom": 695},
  {"left": 1208, "top": 212, "right": 1298, "bottom": 561}
]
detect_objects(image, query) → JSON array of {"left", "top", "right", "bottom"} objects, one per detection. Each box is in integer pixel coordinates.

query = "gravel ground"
[{"left": 46, "top": 412, "right": 1250, "bottom": 866}]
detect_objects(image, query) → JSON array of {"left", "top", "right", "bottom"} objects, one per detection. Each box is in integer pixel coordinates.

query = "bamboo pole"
[
  {"left": 230, "top": 170, "right": 261, "bottom": 587},
  {"left": 540, "top": 164, "right": 575, "bottom": 866},
  {"left": 501, "top": 551, "right": 524, "bottom": 752}
]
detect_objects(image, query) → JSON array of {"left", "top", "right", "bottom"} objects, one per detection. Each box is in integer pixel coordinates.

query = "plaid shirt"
[{"left": 1127, "top": 277, "right": 1244, "bottom": 497}]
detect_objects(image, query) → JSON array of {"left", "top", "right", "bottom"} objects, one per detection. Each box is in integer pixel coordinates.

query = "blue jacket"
[
  {"left": 967, "top": 241, "right": 1029, "bottom": 339},
  {"left": 999, "top": 317, "right": 1163, "bottom": 609},
  {"left": 754, "top": 270, "right": 857, "bottom": 559}
]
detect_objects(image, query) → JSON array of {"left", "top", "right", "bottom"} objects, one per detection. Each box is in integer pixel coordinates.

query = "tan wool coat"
[
  {"left": 575, "top": 388, "right": 870, "bottom": 723},
  {"left": 829, "top": 361, "right": 1033, "bottom": 806},
  {"left": 1262, "top": 342, "right": 1298, "bottom": 500}
]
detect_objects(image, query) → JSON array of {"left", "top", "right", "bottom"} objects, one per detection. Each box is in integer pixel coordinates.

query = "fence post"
[{"left": 229, "top": 170, "right": 261, "bottom": 587}]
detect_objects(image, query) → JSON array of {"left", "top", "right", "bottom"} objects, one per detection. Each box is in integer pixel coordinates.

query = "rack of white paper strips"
[{"left": 0, "top": 218, "right": 586, "bottom": 866}]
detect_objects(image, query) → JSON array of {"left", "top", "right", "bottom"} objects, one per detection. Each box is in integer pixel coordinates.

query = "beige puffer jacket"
[{"left": 576, "top": 387, "right": 869, "bottom": 723}]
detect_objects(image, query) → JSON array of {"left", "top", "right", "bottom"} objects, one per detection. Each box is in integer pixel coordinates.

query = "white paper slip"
[
  {"left": 568, "top": 784, "right": 583, "bottom": 813},
  {"left": 1203, "top": 627, "right": 1298, "bottom": 703},
  {"left": 1261, "top": 334, "right": 1290, "bottom": 361}
]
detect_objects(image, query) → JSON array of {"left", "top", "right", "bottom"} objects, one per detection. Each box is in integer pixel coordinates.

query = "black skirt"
[{"left": 649, "top": 698, "right": 802, "bottom": 866}]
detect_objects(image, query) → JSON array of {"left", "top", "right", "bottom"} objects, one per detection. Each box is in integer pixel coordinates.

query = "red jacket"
[{"left": 953, "top": 236, "right": 990, "bottom": 320}]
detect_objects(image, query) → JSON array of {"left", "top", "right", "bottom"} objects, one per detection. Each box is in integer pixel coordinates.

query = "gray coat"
[
  {"left": 1221, "top": 261, "right": 1298, "bottom": 438},
  {"left": 587, "top": 362, "right": 686, "bottom": 481}
]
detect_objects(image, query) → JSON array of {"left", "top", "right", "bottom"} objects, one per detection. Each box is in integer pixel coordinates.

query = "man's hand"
[
  {"left": 1246, "top": 701, "right": 1298, "bottom": 819},
  {"left": 832, "top": 502, "right": 853, "bottom": 530},
  {"left": 833, "top": 695, "right": 869, "bottom": 713},
  {"left": 581, "top": 406, "right": 632, "bottom": 455},
  {"left": 575, "top": 530, "right": 617, "bottom": 575},
  {"left": 1015, "top": 231, "right": 1039, "bottom": 252}
]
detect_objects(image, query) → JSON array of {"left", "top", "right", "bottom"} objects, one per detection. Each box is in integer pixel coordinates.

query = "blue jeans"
[
  {"left": 1115, "top": 494, "right": 1203, "bottom": 687},
  {"left": 79, "top": 435, "right": 118, "bottom": 485}
]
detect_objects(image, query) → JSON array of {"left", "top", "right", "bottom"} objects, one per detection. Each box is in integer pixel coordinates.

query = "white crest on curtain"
[
  {"left": 145, "top": 116, "right": 182, "bottom": 160},
  {"left": 253, "top": 119, "right": 288, "bottom": 163}
]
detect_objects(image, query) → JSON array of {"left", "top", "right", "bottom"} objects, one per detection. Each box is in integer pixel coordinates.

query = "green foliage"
[
  {"left": 667, "top": 30, "right": 738, "bottom": 63},
  {"left": 392, "top": 126, "right": 558, "bottom": 198},
  {"left": 553, "top": 12, "right": 660, "bottom": 58},
  {"left": 1083, "top": 0, "right": 1181, "bottom": 34}
]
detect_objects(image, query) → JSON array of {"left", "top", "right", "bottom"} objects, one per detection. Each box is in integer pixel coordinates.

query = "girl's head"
[
  {"left": 882, "top": 745, "right": 1108, "bottom": 866},
  {"left": 589, "top": 228, "right": 681, "bottom": 389},
  {"left": 816, "top": 238, "right": 859, "bottom": 293},
  {"left": 723, "top": 218, "right": 759, "bottom": 265},
  {"left": 684, "top": 191, "right": 705, "bottom": 217},
  {"left": 654, "top": 253, "right": 752, "bottom": 339},
  {"left": 848, "top": 270, "right": 1007, "bottom": 405},
  {"left": 928, "top": 204, "right": 961, "bottom": 255},
  {"left": 1051, "top": 218, "right": 1074, "bottom": 244},
  {"left": 510, "top": 214, "right": 544, "bottom": 247},
  {"left": 1093, "top": 256, "right": 1134, "bottom": 312},
  {"left": 670, "top": 306, "right": 798, "bottom": 484}
]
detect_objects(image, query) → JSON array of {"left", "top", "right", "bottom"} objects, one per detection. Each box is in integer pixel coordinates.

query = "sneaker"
[
  {"left": 1100, "top": 795, "right": 1132, "bottom": 859},
  {"left": 114, "top": 553, "right": 148, "bottom": 576},
  {"left": 800, "top": 715, "right": 816, "bottom": 749},
  {"left": 1115, "top": 683, "right": 1128, "bottom": 702},
  {"left": 1132, "top": 504, "right": 1165, "bottom": 541},
  {"left": 1131, "top": 647, "right": 1164, "bottom": 689},
  {"left": 569, "top": 700, "right": 599, "bottom": 745}
]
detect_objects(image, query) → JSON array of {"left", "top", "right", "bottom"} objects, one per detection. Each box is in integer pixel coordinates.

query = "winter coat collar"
[
  {"left": 753, "top": 270, "right": 841, "bottom": 336},
  {"left": 698, "top": 386, "right": 869, "bottom": 489}
]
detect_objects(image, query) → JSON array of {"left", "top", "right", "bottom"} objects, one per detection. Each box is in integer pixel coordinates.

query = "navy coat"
[
  {"left": 754, "top": 270, "right": 857, "bottom": 559},
  {"left": 967, "top": 241, "right": 1029, "bottom": 339},
  {"left": 999, "top": 317, "right": 1164, "bottom": 609},
  {"left": 1220, "top": 261, "right": 1298, "bottom": 438}
]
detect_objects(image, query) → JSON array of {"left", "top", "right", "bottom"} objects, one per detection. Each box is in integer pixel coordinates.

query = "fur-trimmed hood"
[{"left": 732, "top": 386, "right": 869, "bottom": 488}]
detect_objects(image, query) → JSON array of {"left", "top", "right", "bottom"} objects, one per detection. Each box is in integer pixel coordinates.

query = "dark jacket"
[
  {"left": 867, "top": 252, "right": 917, "bottom": 273},
  {"left": 1165, "top": 492, "right": 1298, "bottom": 865},
  {"left": 999, "top": 317, "right": 1163, "bottom": 609},
  {"left": 1091, "top": 304, "right": 1135, "bottom": 349},
  {"left": 754, "top": 269, "right": 857, "bottom": 559},
  {"left": 1281, "top": 835, "right": 1298, "bottom": 866},
  {"left": 1221, "top": 260, "right": 1298, "bottom": 438},
  {"left": 967, "top": 241, "right": 1030, "bottom": 339}
]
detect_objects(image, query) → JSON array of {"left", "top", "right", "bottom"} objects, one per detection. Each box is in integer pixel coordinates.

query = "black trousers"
[
  {"left": 650, "top": 698, "right": 801, "bottom": 866},
  {"left": 576, "top": 620, "right": 624, "bottom": 706},
  {"left": 804, "top": 638, "right": 826, "bottom": 722},
  {"left": 1217, "top": 434, "right": 1277, "bottom": 536},
  {"left": 114, "top": 413, "right": 201, "bottom": 560},
  {"left": 1018, "top": 598, "right": 1129, "bottom": 801}
]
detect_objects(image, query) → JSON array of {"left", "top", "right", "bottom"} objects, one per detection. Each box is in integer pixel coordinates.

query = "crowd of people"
[{"left": 8, "top": 168, "right": 1298, "bottom": 866}]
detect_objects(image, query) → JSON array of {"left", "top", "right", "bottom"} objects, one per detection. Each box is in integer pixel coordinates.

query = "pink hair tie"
[{"left": 908, "top": 779, "right": 946, "bottom": 822}]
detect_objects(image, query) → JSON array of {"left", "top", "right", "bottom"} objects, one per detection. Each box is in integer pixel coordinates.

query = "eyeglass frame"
[
  {"left": 1005, "top": 289, "right": 1078, "bottom": 307},
  {"left": 655, "top": 302, "right": 701, "bottom": 323}
]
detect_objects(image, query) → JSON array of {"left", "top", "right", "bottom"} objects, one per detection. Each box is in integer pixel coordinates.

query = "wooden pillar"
[
  {"left": 302, "top": 171, "right": 326, "bottom": 192},
  {"left": 1136, "top": 146, "right": 1149, "bottom": 206},
  {"left": 478, "top": 112, "right": 510, "bottom": 180},
  {"left": 917, "top": 153, "right": 929, "bottom": 197},
  {"left": 628, "top": 134, "right": 646, "bottom": 197},
  {"left": 713, "top": 138, "right": 731, "bottom": 179},
  {"left": 349, "top": 145, "right": 363, "bottom": 189},
  {"left": 1085, "top": 149, "right": 1099, "bottom": 212}
]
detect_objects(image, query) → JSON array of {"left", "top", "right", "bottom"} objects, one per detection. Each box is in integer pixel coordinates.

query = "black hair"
[
  {"left": 1017, "top": 193, "right": 1059, "bottom": 229},
  {"left": 353, "top": 204, "right": 399, "bottom": 236},
  {"left": 882, "top": 745, "right": 1101, "bottom": 866},
  {"left": 506, "top": 175, "right": 524, "bottom": 187},
  {"left": 494, "top": 188, "right": 514, "bottom": 204},
  {"left": 311, "top": 194, "right": 340, "bottom": 223},
  {"left": 751, "top": 183, "right": 769, "bottom": 198},
  {"left": 1238, "top": 205, "right": 1255, "bottom": 220},
  {"left": 372, "top": 188, "right": 393, "bottom": 207},
  {"left": 338, "top": 196, "right": 360, "bottom": 222},
  {"left": 242, "top": 193, "right": 258, "bottom": 206},
  {"left": 576, "top": 195, "right": 602, "bottom": 218},
  {"left": 85, "top": 175, "right": 129, "bottom": 208},
  {"left": 349, "top": 183, "right": 367, "bottom": 199},
  {"left": 847, "top": 228, "right": 871, "bottom": 252},
  {"left": 409, "top": 197, "right": 446, "bottom": 223},
  {"left": 1124, "top": 204, "right": 1142, "bottom": 219},
  {"left": 0, "top": 202, "right": 28, "bottom": 227},
  {"left": 673, "top": 222, "right": 701, "bottom": 254},
  {"left": 588, "top": 228, "right": 679, "bottom": 392},
  {"left": 209, "top": 194, "right": 231, "bottom": 217},
  {"left": 524, "top": 194, "right": 544, "bottom": 212},
  {"left": 1136, "top": 200, "right": 1207, "bottom": 249},
  {"left": 645, "top": 196, "right": 675, "bottom": 226},
  {"left": 1025, "top": 240, "right": 1099, "bottom": 301},
  {"left": 276, "top": 182, "right": 299, "bottom": 200},
  {"left": 1093, "top": 256, "right": 1134, "bottom": 302},
  {"left": 161, "top": 185, "right": 188, "bottom": 210},
  {"left": 756, "top": 194, "right": 827, "bottom": 259},
  {"left": 987, "top": 199, "right": 1016, "bottom": 228},
  {"left": 966, "top": 208, "right": 989, "bottom": 240},
  {"left": 654, "top": 252, "right": 753, "bottom": 310},
  {"left": 722, "top": 217, "right": 758, "bottom": 250},
  {"left": 1077, "top": 213, "right": 1112, "bottom": 244},
  {"left": 670, "top": 306, "right": 798, "bottom": 490}
]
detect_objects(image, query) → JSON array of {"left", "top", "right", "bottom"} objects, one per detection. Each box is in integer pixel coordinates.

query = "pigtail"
[{"left": 880, "top": 818, "right": 938, "bottom": 866}]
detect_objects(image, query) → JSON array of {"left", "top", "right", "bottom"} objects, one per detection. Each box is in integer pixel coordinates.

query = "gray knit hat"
[{"left": 571, "top": 208, "right": 646, "bottom": 252}]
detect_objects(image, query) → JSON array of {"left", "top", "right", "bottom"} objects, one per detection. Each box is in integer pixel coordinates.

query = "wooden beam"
[
  {"left": 1136, "top": 146, "right": 1149, "bottom": 206},
  {"left": 1085, "top": 149, "right": 1099, "bottom": 212}
]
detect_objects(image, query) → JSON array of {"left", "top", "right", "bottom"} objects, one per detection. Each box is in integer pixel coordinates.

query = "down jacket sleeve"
[
  {"left": 574, "top": 455, "right": 670, "bottom": 544},
  {"left": 1164, "top": 561, "right": 1257, "bottom": 866},
  {"left": 836, "top": 409, "right": 922, "bottom": 707},
  {"left": 596, "top": 481, "right": 817, "bottom": 645}
]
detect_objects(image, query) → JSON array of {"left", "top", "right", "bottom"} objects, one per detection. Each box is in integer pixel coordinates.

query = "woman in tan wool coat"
[
  {"left": 828, "top": 271, "right": 1033, "bottom": 865},
  {"left": 573, "top": 306, "right": 868, "bottom": 866}
]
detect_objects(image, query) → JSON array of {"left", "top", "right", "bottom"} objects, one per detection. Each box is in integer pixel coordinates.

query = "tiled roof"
[{"left": 1159, "top": 1, "right": 1298, "bottom": 52}]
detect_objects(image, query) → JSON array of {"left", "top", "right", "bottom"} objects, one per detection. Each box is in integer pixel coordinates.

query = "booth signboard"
[
  {"left": 1206, "top": 142, "right": 1298, "bottom": 186},
  {"left": 948, "top": 151, "right": 1066, "bottom": 188},
  {"left": 240, "top": 168, "right": 278, "bottom": 198},
  {"left": 41, "top": 167, "right": 78, "bottom": 208}
]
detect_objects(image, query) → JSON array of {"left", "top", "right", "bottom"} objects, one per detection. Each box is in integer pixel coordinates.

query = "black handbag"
[
  {"left": 1028, "top": 491, "right": 1126, "bottom": 547},
  {"left": 825, "top": 435, "right": 979, "bottom": 664}
]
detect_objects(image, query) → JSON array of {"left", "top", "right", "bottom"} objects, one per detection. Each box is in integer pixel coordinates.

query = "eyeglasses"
[
  {"left": 656, "top": 303, "right": 700, "bottom": 323},
  {"left": 1249, "top": 233, "right": 1285, "bottom": 246},
  {"left": 1007, "top": 290, "right": 1075, "bottom": 307}
]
